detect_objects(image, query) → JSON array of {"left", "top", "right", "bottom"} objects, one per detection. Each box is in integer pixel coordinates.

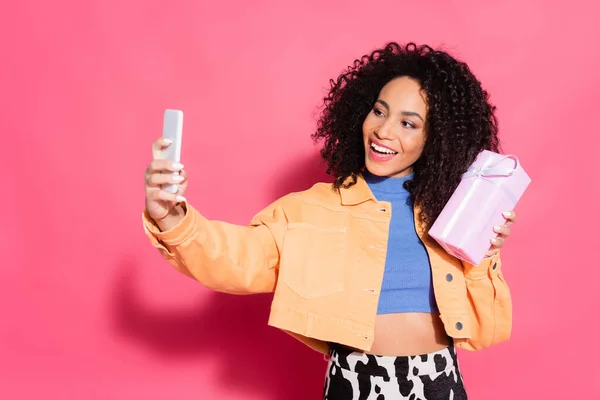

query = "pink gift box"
[{"left": 428, "top": 150, "right": 531, "bottom": 265}]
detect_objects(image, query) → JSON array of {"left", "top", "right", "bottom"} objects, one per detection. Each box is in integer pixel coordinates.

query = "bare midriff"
[{"left": 346, "top": 313, "right": 451, "bottom": 357}]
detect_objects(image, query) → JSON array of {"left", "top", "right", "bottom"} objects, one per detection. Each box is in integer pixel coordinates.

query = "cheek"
[
  {"left": 362, "top": 118, "right": 371, "bottom": 140},
  {"left": 362, "top": 112, "right": 379, "bottom": 136},
  {"left": 401, "top": 135, "right": 426, "bottom": 156}
]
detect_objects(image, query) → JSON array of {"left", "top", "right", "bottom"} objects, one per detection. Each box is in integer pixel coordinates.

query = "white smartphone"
[{"left": 162, "top": 109, "right": 184, "bottom": 194}]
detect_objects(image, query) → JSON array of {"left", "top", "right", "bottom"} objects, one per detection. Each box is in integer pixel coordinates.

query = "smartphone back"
[{"left": 162, "top": 109, "right": 183, "bottom": 162}]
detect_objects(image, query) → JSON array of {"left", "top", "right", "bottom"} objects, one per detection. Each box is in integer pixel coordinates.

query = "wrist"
[
  {"left": 155, "top": 203, "right": 187, "bottom": 232},
  {"left": 484, "top": 249, "right": 500, "bottom": 258}
]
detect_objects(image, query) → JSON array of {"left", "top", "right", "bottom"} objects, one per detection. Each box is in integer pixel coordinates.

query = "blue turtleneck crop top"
[{"left": 364, "top": 171, "right": 439, "bottom": 314}]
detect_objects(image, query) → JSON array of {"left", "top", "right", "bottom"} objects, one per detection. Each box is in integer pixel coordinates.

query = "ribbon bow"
[{"left": 462, "top": 155, "right": 519, "bottom": 180}]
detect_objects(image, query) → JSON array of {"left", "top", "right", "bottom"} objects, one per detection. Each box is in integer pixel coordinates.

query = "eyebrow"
[{"left": 376, "top": 99, "right": 424, "bottom": 122}]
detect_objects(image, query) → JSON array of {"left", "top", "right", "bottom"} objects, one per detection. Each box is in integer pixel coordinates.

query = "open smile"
[
  {"left": 368, "top": 139, "right": 399, "bottom": 163},
  {"left": 370, "top": 141, "right": 398, "bottom": 155}
]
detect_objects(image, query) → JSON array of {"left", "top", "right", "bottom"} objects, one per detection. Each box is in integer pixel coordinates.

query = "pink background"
[{"left": 1, "top": 0, "right": 598, "bottom": 399}]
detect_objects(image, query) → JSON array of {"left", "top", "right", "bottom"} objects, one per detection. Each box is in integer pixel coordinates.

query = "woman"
[{"left": 142, "top": 42, "right": 517, "bottom": 399}]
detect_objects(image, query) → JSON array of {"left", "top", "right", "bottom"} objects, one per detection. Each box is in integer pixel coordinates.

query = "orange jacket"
[{"left": 142, "top": 174, "right": 512, "bottom": 354}]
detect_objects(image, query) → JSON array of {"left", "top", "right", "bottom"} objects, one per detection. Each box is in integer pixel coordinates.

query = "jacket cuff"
[{"left": 142, "top": 203, "right": 202, "bottom": 248}]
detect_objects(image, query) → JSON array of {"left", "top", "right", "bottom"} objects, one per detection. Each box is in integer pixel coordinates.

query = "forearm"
[{"left": 142, "top": 202, "right": 283, "bottom": 294}]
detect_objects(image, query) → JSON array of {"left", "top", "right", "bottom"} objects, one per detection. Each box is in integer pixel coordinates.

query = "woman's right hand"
[{"left": 144, "top": 138, "right": 188, "bottom": 229}]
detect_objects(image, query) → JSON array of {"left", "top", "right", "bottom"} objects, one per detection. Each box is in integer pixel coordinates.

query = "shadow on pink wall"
[{"left": 111, "top": 152, "right": 332, "bottom": 399}]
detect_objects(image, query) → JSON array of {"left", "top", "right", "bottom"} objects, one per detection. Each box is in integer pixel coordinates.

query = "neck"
[{"left": 363, "top": 170, "right": 414, "bottom": 195}]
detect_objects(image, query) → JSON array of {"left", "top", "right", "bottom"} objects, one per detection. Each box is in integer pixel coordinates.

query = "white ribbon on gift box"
[
  {"left": 463, "top": 154, "right": 519, "bottom": 180},
  {"left": 461, "top": 154, "right": 520, "bottom": 203},
  {"left": 438, "top": 154, "right": 520, "bottom": 257}
]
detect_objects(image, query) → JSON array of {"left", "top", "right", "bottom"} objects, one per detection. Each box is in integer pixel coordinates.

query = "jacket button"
[
  {"left": 455, "top": 322, "right": 463, "bottom": 330},
  {"left": 445, "top": 273, "right": 453, "bottom": 282},
  {"left": 492, "top": 263, "right": 497, "bottom": 270}
]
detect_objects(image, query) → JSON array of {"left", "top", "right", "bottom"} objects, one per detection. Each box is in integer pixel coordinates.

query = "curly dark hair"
[{"left": 312, "top": 42, "right": 501, "bottom": 230}]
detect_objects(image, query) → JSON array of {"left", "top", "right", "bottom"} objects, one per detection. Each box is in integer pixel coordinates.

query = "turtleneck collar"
[{"left": 363, "top": 170, "right": 414, "bottom": 195}]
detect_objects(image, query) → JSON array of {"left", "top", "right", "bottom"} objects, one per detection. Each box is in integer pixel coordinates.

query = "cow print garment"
[{"left": 323, "top": 344, "right": 467, "bottom": 400}]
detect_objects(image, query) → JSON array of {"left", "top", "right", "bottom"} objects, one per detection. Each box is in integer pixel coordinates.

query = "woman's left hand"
[{"left": 486, "top": 211, "right": 518, "bottom": 257}]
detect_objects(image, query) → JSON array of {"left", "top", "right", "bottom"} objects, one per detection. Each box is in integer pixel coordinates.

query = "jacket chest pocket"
[{"left": 280, "top": 222, "right": 347, "bottom": 299}]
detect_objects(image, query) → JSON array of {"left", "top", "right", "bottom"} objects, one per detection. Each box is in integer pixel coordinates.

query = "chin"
[
  {"left": 365, "top": 159, "right": 413, "bottom": 178},
  {"left": 365, "top": 161, "right": 392, "bottom": 177}
]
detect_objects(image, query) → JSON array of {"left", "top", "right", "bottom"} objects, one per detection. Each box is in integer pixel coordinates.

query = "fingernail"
[
  {"left": 163, "top": 138, "right": 172, "bottom": 144},
  {"left": 503, "top": 212, "right": 511, "bottom": 218},
  {"left": 494, "top": 225, "right": 502, "bottom": 231},
  {"left": 172, "top": 175, "right": 184, "bottom": 183},
  {"left": 176, "top": 196, "right": 186, "bottom": 202},
  {"left": 491, "top": 238, "right": 498, "bottom": 244},
  {"left": 172, "top": 162, "right": 184, "bottom": 170}
]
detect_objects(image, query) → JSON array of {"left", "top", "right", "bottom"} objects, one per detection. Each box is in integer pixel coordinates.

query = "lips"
[{"left": 369, "top": 139, "right": 398, "bottom": 155}]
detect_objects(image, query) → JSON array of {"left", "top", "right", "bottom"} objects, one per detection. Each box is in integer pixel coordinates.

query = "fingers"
[
  {"left": 493, "top": 224, "right": 511, "bottom": 236},
  {"left": 147, "top": 186, "right": 186, "bottom": 203},
  {"left": 146, "top": 159, "right": 184, "bottom": 174},
  {"left": 147, "top": 139, "right": 185, "bottom": 188},
  {"left": 146, "top": 171, "right": 185, "bottom": 187},
  {"left": 485, "top": 249, "right": 500, "bottom": 258},
  {"left": 490, "top": 236, "right": 505, "bottom": 248},
  {"left": 502, "top": 210, "right": 518, "bottom": 226},
  {"left": 488, "top": 211, "right": 517, "bottom": 256},
  {"left": 152, "top": 137, "right": 173, "bottom": 160},
  {"left": 491, "top": 222, "right": 509, "bottom": 249}
]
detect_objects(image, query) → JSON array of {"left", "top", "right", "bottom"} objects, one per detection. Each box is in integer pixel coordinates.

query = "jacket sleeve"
[
  {"left": 456, "top": 252, "right": 513, "bottom": 351},
  {"left": 141, "top": 200, "right": 288, "bottom": 294}
]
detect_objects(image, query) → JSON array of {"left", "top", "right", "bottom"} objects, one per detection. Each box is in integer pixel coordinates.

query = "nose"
[{"left": 374, "top": 119, "right": 395, "bottom": 140}]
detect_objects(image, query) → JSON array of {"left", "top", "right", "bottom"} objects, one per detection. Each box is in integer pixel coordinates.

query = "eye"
[
  {"left": 372, "top": 108, "right": 385, "bottom": 117},
  {"left": 401, "top": 120, "right": 416, "bottom": 129}
]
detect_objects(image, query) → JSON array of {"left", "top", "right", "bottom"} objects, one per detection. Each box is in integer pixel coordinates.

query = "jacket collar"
[
  {"left": 339, "top": 173, "right": 376, "bottom": 206},
  {"left": 338, "top": 173, "right": 427, "bottom": 235}
]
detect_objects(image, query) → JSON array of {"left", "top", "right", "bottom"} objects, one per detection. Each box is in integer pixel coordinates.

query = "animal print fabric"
[{"left": 323, "top": 344, "right": 467, "bottom": 400}]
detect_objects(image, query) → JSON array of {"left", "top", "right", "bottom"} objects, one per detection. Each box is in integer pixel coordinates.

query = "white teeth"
[{"left": 370, "top": 142, "right": 397, "bottom": 155}]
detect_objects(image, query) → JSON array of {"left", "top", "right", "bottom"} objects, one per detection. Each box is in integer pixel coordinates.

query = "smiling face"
[{"left": 362, "top": 76, "right": 428, "bottom": 178}]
